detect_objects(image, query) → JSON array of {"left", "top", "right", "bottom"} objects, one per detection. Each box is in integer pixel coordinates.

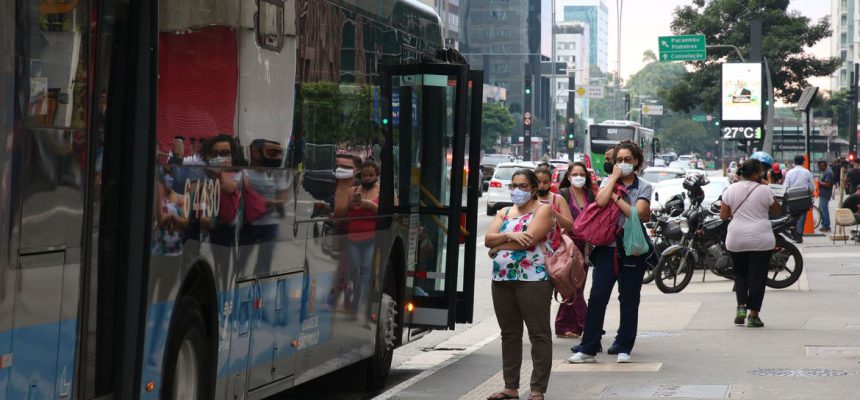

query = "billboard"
[{"left": 721, "top": 63, "right": 762, "bottom": 122}]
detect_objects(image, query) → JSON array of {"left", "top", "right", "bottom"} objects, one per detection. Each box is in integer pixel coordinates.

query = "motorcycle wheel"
[
  {"left": 642, "top": 241, "right": 667, "bottom": 284},
  {"left": 765, "top": 235, "right": 803, "bottom": 289},
  {"left": 655, "top": 248, "right": 694, "bottom": 294}
]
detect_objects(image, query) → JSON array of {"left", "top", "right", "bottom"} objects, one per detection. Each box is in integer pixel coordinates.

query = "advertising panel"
[{"left": 721, "top": 63, "right": 762, "bottom": 122}]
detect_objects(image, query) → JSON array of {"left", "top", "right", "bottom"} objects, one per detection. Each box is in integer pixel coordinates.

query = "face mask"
[
  {"left": 510, "top": 188, "right": 531, "bottom": 206},
  {"left": 257, "top": 157, "right": 281, "bottom": 168},
  {"left": 163, "top": 174, "right": 175, "bottom": 189},
  {"left": 571, "top": 176, "right": 586, "bottom": 188},
  {"left": 619, "top": 162, "right": 634, "bottom": 177},
  {"left": 361, "top": 179, "right": 377, "bottom": 190},
  {"left": 536, "top": 188, "right": 549, "bottom": 197},
  {"left": 603, "top": 161, "right": 614, "bottom": 174},
  {"left": 209, "top": 156, "right": 230, "bottom": 166},
  {"left": 335, "top": 167, "right": 354, "bottom": 180}
]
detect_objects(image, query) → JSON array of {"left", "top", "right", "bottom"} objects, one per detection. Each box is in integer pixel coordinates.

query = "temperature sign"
[{"left": 722, "top": 126, "right": 761, "bottom": 140}]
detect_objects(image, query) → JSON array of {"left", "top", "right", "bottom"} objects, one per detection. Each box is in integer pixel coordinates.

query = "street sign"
[
  {"left": 642, "top": 105, "right": 664, "bottom": 116},
  {"left": 574, "top": 85, "right": 605, "bottom": 99},
  {"left": 692, "top": 114, "right": 707, "bottom": 122},
  {"left": 658, "top": 34, "right": 707, "bottom": 62}
]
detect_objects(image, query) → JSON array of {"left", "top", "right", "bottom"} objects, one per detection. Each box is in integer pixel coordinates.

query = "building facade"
[
  {"left": 831, "top": 0, "right": 855, "bottom": 91},
  {"left": 554, "top": 23, "right": 589, "bottom": 119},
  {"left": 557, "top": 0, "right": 608, "bottom": 74}
]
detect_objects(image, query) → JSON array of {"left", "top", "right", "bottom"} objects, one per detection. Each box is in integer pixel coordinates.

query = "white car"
[
  {"left": 650, "top": 177, "right": 729, "bottom": 211},
  {"left": 678, "top": 154, "right": 695, "bottom": 167},
  {"left": 486, "top": 162, "right": 536, "bottom": 215},
  {"left": 642, "top": 166, "right": 686, "bottom": 184}
]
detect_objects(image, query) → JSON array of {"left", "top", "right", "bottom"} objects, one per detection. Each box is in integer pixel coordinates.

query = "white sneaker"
[
  {"left": 567, "top": 352, "right": 596, "bottom": 363},
  {"left": 616, "top": 353, "right": 631, "bottom": 363}
]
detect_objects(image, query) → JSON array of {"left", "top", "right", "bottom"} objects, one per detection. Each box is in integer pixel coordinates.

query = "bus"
[
  {"left": 0, "top": 0, "right": 483, "bottom": 399},
  {"left": 586, "top": 120, "right": 659, "bottom": 176}
]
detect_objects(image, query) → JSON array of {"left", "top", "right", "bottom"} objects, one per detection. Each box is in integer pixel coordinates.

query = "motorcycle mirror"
[{"left": 655, "top": 192, "right": 660, "bottom": 202}]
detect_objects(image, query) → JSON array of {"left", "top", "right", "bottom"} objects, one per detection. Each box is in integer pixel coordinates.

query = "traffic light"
[
  {"left": 850, "top": 150, "right": 857, "bottom": 162},
  {"left": 567, "top": 131, "right": 574, "bottom": 140},
  {"left": 524, "top": 78, "right": 532, "bottom": 95},
  {"left": 714, "top": 121, "right": 720, "bottom": 127}
]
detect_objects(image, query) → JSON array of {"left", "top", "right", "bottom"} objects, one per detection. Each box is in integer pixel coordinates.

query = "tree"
[
  {"left": 660, "top": 117, "right": 713, "bottom": 155},
  {"left": 481, "top": 102, "right": 516, "bottom": 150},
  {"left": 626, "top": 51, "right": 688, "bottom": 104},
  {"left": 815, "top": 90, "right": 850, "bottom": 140},
  {"left": 664, "top": 0, "right": 839, "bottom": 114}
]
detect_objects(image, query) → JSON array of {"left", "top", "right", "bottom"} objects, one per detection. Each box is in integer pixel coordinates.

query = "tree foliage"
[
  {"left": 626, "top": 53, "right": 688, "bottom": 102},
  {"left": 481, "top": 102, "right": 516, "bottom": 150},
  {"left": 664, "top": 0, "right": 839, "bottom": 114}
]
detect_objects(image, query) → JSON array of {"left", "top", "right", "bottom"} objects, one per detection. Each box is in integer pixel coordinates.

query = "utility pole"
[
  {"left": 566, "top": 75, "right": 576, "bottom": 160},
  {"left": 550, "top": 0, "right": 557, "bottom": 158},
  {"left": 614, "top": 0, "right": 623, "bottom": 119},
  {"left": 851, "top": 64, "right": 859, "bottom": 155}
]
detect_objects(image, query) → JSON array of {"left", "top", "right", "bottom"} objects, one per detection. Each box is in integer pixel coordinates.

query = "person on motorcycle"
[
  {"left": 749, "top": 151, "right": 774, "bottom": 184},
  {"left": 719, "top": 159, "right": 783, "bottom": 327},
  {"left": 768, "top": 162, "right": 784, "bottom": 185}
]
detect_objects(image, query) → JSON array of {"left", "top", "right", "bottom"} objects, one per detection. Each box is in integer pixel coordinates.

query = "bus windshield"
[{"left": 590, "top": 126, "right": 635, "bottom": 153}]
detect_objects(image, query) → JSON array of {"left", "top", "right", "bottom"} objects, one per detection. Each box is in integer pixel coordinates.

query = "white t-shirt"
[
  {"left": 723, "top": 180, "right": 775, "bottom": 252},
  {"left": 243, "top": 169, "right": 288, "bottom": 226}
]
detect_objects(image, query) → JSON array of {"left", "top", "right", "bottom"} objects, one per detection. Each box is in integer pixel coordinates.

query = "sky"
[{"left": 582, "top": 0, "right": 833, "bottom": 90}]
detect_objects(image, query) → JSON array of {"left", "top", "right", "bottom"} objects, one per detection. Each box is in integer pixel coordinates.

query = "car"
[
  {"left": 650, "top": 176, "right": 729, "bottom": 211},
  {"left": 480, "top": 153, "right": 514, "bottom": 191},
  {"left": 486, "top": 162, "right": 536, "bottom": 215},
  {"left": 641, "top": 167, "right": 686, "bottom": 184},
  {"left": 668, "top": 160, "right": 690, "bottom": 170},
  {"left": 653, "top": 158, "right": 667, "bottom": 167}
]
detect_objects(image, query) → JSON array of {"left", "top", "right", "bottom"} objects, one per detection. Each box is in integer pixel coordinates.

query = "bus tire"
[
  {"left": 365, "top": 292, "right": 397, "bottom": 390},
  {"left": 161, "top": 295, "right": 214, "bottom": 400}
]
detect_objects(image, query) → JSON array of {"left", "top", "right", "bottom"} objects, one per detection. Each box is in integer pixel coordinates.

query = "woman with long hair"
[
  {"left": 554, "top": 162, "right": 595, "bottom": 338},
  {"left": 484, "top": 169, "right": 555, "bottom": 400},
  {"left": 568, "top": 141, "right": 653, "bottom": 364}
]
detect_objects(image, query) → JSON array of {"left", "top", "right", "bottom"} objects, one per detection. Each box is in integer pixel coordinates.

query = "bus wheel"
[
  {"left": 365, "top": 292, "right": 397, "bottom": 390},
  {"left": 162, "top": 296, "right": 213, "bottom": 400}
]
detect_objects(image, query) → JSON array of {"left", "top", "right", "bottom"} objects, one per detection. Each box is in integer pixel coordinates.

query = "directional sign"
[
  {"left": 642, "top": 105, "right": 664, "bottom": 116},
  {"left": 658, "top": 34, "right": 706, "bottom": 62},
  {"left": 692, "top": 114, "right": 707, "bottom": 122},
  {"left": 574, "top": 85, "right": 605, "bottom": 99}
]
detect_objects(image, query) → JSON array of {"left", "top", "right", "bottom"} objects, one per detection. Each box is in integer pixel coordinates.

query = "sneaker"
[
  {"left": 819, "top": 227, "right": 831, "bottom": 232},
  {"left": 747, "top": 315, "right": 764, "bottom": 328},
  {"left": 567, "top": 352, "right": 597, "bottom": 363},
  {"left": 734, "top": 307, "right": 747, "bottom": 325},
  {"left": 616, "top": 353, "right": 631, "bottom": 363}
]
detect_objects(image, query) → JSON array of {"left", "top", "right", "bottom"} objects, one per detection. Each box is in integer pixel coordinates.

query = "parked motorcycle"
[
  {"left": 654, "top": 176, "right": 804, "bottom": 294},
  {"left": 643, "top": 192, "right": 685, "bottom": 284}
]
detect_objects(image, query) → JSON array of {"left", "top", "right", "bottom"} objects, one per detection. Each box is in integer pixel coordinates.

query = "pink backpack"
[
  {"left": 545, "top": 231, "right": 586, "bottom": 299},
  {"left": 572, "top": 184, "right": 627, "bottom": 246}
]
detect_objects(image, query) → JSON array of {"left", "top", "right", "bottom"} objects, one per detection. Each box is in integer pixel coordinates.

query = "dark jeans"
[
  {"left": 820, "top": 196, "right": 831, "bottom": 229},
  {"left": 572, "top": 245, "right": 646, "bottom": 356},
  {"left": 729, "top": 250, "right": 772, "bottom": 312}
]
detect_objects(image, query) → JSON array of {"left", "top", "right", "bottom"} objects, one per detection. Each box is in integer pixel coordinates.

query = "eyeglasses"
[
  {"left": 615, "top": 156, "right": 635, "bottom": 164},
  {"left": 508, "top": 183, "right": 532, "bottom": 190},
  {"left": 210, "top": 149, "right": 232, "bottom": 157}
]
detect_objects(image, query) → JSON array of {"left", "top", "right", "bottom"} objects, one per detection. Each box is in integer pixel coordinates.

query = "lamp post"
[{"left": 614, "top": 0, "right": 623, "bottom": 119}]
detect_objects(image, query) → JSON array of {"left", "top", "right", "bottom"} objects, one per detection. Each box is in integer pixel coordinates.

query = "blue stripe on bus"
[{"left": 0, "top": 319, "right": 76, "bottom": 400}]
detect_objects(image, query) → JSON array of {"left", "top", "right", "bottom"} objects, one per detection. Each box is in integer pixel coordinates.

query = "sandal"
[
  {"left": 527, "top": 392, "right": 545, "bottom": 400},
  {"left": 555, "top": 332, "right": 581, "bottom": 338},
  {"left": 486, "top": 392, "right": 519, "bottom": 400}
]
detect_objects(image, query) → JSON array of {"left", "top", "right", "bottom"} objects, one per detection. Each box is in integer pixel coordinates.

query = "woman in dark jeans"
[
  {"left": 568, "top": 141, "right": 652, "bottom": 364},
  {"left": 720, "top": 159, "right": 782, "bottom": 327},
  {"left": 554, "top": 162, "right": 595, "bottom": 338}
]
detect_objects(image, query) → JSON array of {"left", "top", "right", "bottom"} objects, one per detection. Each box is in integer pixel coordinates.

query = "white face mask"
[
  {"left": 209, "top": 156, "right": 230, "bottom": 166},
  {"left": 570, "top": 176, "right": 586, "bottom": 188},
  {"left": 335, "top": 167, "right": 355, "bottom": 180},
  {"left": 619, "top": 162, "right": 634, "bottom": 177}
]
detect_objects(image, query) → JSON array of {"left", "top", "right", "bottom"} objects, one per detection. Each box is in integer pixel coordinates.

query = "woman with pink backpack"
[
  {"left": 554, "top": 162, "right": 596, "bottom": 338},
  {"left": 568, "top": 141, "right": 653, "bottom": 364}
]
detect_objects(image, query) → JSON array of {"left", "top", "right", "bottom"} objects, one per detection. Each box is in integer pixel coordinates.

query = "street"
[{"left": 272, "top": 195, "right": 860, "bottom": 399}]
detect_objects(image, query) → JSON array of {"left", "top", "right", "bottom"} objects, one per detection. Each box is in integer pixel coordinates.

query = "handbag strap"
[{"left": 732, "top": 184, "right": 762, "bottom": 217}]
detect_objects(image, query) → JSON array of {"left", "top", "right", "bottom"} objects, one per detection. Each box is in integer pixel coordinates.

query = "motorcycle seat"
[{"left": 770, "top": 215, "right": 791, "bottom": 229}]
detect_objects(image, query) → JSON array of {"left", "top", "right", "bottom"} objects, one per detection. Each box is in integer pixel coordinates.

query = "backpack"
[
  {"left": 571, "top": 184, "right": 627, "bottom": 246},
  {"left": 545, "top": 230, "right": 586, "bottom": 299}
]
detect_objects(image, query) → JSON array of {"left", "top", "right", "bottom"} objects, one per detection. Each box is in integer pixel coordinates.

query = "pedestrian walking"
[
  {"left": 720, "top": 159, "right": 783, "bottom": 327},
  {"left": 568, "top": 141, "right": 653, "bottom": 364},
  {"left": 485, "top": 169, "right": 555, "bottom": 400},
  {"left": 783, "top": 154, "right": 815, "bottom": 243},
  {"left": 817, "top": 160, "right": 834, "bottom": 232},
  {"left": 846, "top": 158, "right": 860, "bottom": 194},
  {"left": 554, "top": 162, "right": 595, "bottom": 339}
]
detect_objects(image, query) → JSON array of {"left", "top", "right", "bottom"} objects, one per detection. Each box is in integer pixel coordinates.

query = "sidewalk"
[{"left": 389, "top": 235, "right": 860, "bottom": 399}]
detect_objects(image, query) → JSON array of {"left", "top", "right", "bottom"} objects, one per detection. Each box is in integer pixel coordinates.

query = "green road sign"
[
  {"left": 692, "top": 114, "right": 707, "bottom": 122},
  {"left": 659, "top": 34, "right": 706, "bottom": 62}
]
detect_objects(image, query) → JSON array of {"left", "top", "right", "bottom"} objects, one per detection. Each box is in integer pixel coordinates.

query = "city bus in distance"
[
  {"left": 586, "top": 120, "right": 658, "bottom": 176},
  {"left": 0, "top": 0, "right": 483, "bottom": 399}
]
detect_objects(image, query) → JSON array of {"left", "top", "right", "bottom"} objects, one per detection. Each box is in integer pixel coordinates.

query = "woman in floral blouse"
[{"left": 484, "top": 169, "right": 554, "bottom": 400}]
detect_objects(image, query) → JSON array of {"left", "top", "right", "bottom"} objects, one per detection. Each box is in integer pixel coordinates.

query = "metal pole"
[
  {"left": 615, "top": 0, "right": 623, "bottom": 119},
  {"left": 805, "top": 108, "right": 812, "bottom": 166},
  {"left": 852, "top": 64, "right": 859, "bottom": 155},
  {"left": 550, "top": 0, "right": 557, "bottom": 158}
]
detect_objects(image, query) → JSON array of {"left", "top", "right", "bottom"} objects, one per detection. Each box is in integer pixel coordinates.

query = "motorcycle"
[
  {"left": 643, "top": 192, "right": 685, "bottom": 284},
  {"left": 654, "top": 176, "right": 804, "bottom": 294}
]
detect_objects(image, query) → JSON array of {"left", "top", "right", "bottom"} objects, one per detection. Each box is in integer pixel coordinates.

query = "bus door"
[{"left": 381, "top": 63, "right": 475, "bottom": 330}]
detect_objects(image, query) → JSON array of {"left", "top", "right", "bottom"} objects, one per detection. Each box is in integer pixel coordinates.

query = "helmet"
[{"left": 750, "top": 151, "right": 774, "bottom": 169}]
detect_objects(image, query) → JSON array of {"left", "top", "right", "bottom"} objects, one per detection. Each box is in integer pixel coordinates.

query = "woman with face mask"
[
  {"left": 568, "top": 140, "right": 653, "bottom": 364},
  {"left": 345, "top": 160, "right": 381, "bottom": 317},
  {"left": 554, "top": 162, "right": 595, "bottom": 338},
  {"left": 484, "top": 169, "right": 554, "bottom": 400},
  {"left": 152, "top": 167, "right": 188, "bottom": 255},
  {"left": 534, "top": 166, "right": 574, "bottom": 236}
]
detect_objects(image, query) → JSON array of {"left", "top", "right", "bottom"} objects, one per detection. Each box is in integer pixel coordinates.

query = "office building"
[
  {"left": 831, "top": 0, "right": 855, "bottom": 90},
  {"left": 556, "top": 0, "right": 609, "bottom": 73},
  {"left": 554, "top": 23, "right": 589, "bottom": 119}
]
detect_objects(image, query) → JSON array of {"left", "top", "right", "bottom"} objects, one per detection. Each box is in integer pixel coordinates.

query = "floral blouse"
[{"left": 492, "top": 210, "right": 551, "bottom": 282}]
